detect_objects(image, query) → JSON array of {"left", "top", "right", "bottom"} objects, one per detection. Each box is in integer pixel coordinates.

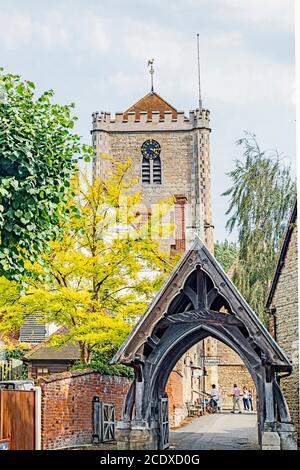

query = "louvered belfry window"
[
  {"left": 153, "top": 157, "right": 161, "bottom": 184},
  {"left": 141, "top": 139, "right": 162, "bottom": 185},
  {"left": 142, "top": 157, "right": 151, "bottom": 183}
]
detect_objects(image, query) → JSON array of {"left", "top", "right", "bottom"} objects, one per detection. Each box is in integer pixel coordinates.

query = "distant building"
[
  {"left": 19, "top": 316, "right": 59, "bottom": 344},
  {"left": 266, "top": 200, "right": 299, "bottom": 443},
  {"left": 24, "top": 328, "right": 80, "bottom": 379},
  {"left": 19, "top": 316, "right": 47, "bottom": 344}
]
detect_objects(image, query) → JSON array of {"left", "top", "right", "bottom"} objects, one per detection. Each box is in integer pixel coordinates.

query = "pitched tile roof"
[
  {"left": 24, "top": 327, "right": 80, "bottom": 361},
  {"left": 124, "top": 92, "right": 177, "bottom": 119}
]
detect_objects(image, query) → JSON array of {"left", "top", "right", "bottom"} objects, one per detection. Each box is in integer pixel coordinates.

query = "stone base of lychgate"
[
  {"left": 277, "top": 423, "right": 298, "bottom": 450},
  {"left": 262, "top": 423, "right": 297, "bottom": 450},
  {"left": 116, "top": 420, "right": 158, "bottom": 450}
]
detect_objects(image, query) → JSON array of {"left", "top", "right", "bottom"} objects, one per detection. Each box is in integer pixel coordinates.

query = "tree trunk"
[{"left": 79, "top": 342, "right": 87, "bottom": 364}]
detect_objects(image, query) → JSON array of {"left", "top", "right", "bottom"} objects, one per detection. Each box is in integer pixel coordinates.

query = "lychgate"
[{"left": 112, "top": 236, "right": 297, "bottom": 450}]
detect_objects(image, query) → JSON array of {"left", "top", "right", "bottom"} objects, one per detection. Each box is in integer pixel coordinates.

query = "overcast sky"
[{"left": 0, "top": 0, "right": 295, "bottom": 242}]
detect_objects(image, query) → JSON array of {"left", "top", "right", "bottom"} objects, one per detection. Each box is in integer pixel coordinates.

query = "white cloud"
[
  {"left": 119, "top": 20, "right": 294, "bottom": 108},
  {"left": 0, "top": 12, "right": 32, "bottom": 49},
  {"left": 0, "top": 9, "right": 110, "bottom": 54},
  {"left": 84, "top": 16, "right": 110, "bottom": 53},
  {"left": 38, "top": 10, "right": 70, "bottom": 48},
  {"left": 216, "top": 0, "right": 294, "bottom": 30}
]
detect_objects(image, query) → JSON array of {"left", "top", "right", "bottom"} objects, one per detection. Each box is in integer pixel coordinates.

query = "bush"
[{"left": 72, "top": 348, "right": 134, "bottom": 378}]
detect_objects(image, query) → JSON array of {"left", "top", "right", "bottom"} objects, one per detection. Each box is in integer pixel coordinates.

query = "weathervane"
[{"left": 148, "top": 59, "right": 154, "bottom": 93}]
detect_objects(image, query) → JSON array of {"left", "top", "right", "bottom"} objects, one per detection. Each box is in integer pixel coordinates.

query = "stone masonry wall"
[
  {"left": 205, "top": 341, "right": 256, "bottom": 410},
  {"left": 39, "top": 370, "right": 132, "bottom": 449},
  {"left": 270, "top": 225, "right": 299, "bottom": 441}
]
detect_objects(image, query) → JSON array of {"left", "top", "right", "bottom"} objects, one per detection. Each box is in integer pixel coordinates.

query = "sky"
[{"left": 0, "top": 0, "right": 296, "bottom": 242}]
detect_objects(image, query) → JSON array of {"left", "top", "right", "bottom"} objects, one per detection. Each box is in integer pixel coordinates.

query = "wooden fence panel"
[{"left": 0, "top": 390, "right": 36, "bottom": 450}]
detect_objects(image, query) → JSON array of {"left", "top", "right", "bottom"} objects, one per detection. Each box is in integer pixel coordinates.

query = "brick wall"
[
  {"left": 39, "top": 370, "right": 132, "bottom": 449},
  {"left": 166, "top": 371, "right": 186, "bottom": 427},
  {"left": 270, "top": 224, "right": 299, "bottom": 441}
]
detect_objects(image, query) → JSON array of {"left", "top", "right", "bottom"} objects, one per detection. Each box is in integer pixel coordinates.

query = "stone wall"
[
  {"left": 205, "top": 341, "right": 256, "bottom": 410},
  {"left": 269, "top": 225, "right": 299, "bottom": 441},
  {"left": 38, "top": 370, "right": 131, "bottom": 449},
  {"left": 165, "top": 343, "right": 202, "bottom": 427}
]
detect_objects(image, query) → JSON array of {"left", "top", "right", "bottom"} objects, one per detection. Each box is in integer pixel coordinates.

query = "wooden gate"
[
  {"left": 158, "top": 395, "right": 169, "bottom": 450},
  {"left": 0, "top": 390, "right": 36, "bottom": 450},
  {"left": 92, "top": 397, "right": 115, "bottom": 444},
  {"left": 101, "top": 402, "right": 115, "bottom": 442}
]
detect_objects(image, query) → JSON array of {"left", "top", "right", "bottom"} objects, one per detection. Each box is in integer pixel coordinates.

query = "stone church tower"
[
  {"left": 91, "top": 86, "right": 255, "bottom": 425},
  {"left": 92, "top": 91, "right": 213, "bottom": 252}
]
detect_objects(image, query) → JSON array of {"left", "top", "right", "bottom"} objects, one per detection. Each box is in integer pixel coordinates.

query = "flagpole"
[{"left": 197, "top": 34, "right": 202, "bottom": 112}]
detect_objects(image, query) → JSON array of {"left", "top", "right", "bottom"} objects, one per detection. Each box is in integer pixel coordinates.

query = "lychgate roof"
[{"left": 113, "top": 235, "right": 291, "bottom": 370}]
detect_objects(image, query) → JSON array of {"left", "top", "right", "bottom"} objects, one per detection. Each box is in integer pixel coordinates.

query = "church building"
[{"left": 91, "top": 75, "right": 255, "bottom": 425}]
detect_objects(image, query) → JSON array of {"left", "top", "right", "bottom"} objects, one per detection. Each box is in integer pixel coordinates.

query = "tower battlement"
[{"left": 92, "top": 108, "right": 210, "bottom": 132}]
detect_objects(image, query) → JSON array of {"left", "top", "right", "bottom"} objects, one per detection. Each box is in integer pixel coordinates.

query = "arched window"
[{"left": 141, "top": 139, "right": 162, "bottom": 185}]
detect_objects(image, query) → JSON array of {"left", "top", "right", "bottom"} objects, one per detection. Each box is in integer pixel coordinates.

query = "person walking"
[
  {"left": 209, "top": 384, "right": 219, "bottom": 412},
  {"left": 230, "top": 384, "right": 242, "bottom": 414},
  {"left": 242, "top": 386, "right": 250, "bottom": 411}
]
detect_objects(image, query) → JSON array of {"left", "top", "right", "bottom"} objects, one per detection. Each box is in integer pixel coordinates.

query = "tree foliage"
[
  {"left": 73, "top": 350, "right": 134, "bottom": 378},
  {"left": 0, "top": 159, "right": 177, "bottom": 363},
  {"left": 223, "top": 132, "right": 296, "bottom": 322},
  {"left": 214, "top": 240, "right": 238, "bottom": 273},
  {"left": 0, "top": 70, "right": 92, "bottom": 282}
]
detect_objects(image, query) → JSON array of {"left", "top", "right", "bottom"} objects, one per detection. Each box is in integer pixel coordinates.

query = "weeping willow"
[{"left": 223, "top": 132, "right": 296, "bottom": 324}]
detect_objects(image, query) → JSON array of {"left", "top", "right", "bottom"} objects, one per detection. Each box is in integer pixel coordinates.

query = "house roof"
[
  {"left": 266, "top": 199, "right": 297, "bottom": 309},
  {"left": 112, "top": 234, "right": 291, "bottom": 369},
  {"left": 24, "top": 327, "right": 80, "bottom": 361},
  {"left": 123, "top": 92, "right": 178, "bottom": 120}
]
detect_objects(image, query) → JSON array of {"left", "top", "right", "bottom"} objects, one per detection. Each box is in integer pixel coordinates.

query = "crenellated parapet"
[{"left": 92, "top": 108, "right": 210, "bottom": 132}]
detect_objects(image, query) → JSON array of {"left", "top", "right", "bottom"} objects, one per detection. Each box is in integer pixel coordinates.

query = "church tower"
[
  {"left": 91, "top": 70, "right": 256, "bottom": 427},
  {"left": 92, "top": 89, "right": 213, "bottom": 252}
]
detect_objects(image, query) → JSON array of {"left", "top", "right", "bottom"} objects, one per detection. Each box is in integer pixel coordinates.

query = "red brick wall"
[
  {"left": 171, "top": 195, "right": 187, "bottom": 255},
  {"left": 165, "top": 371, "right": 185, "bottom": 427},
  {"left": 39, "top": 370, "right": 132, "bottom": 449}
]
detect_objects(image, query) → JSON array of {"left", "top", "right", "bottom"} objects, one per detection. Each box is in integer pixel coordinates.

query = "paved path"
[{"left": 170, "top": 412, "right": 259, "bottom": 450}]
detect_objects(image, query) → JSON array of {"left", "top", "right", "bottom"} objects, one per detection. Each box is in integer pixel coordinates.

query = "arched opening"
[{"left": 164, "top": 338, "right": 258, "bottom": 449}]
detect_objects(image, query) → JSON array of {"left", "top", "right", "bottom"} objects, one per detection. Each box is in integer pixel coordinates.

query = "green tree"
[
  {"left": 0, "top": 70, "right": 92, "bottom": 282},
  {"left": 214, "top": 240, "right": 238, "bottom": 273},
  {"left": 223, "top": 132, "right": 296, "bottom": 322},
  {"left": 0, "top": 159, "right": 177, "bottom": 363}
]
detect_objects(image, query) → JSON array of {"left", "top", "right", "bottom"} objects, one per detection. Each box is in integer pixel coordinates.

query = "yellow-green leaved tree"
[{"left": 0, "top": 159, "right": 177, "bottom": 363}]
